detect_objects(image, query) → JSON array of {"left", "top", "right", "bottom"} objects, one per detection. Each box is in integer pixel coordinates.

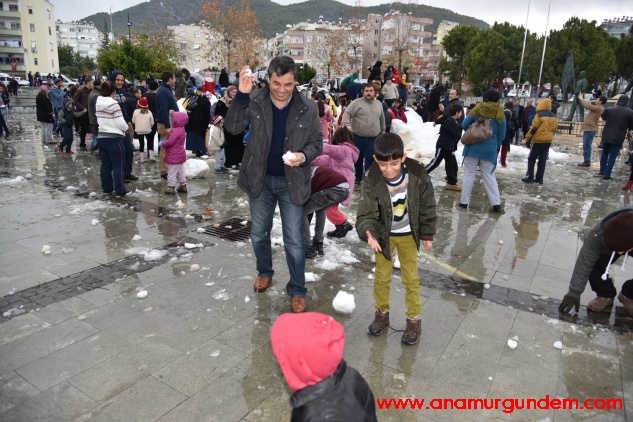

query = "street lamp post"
[{"left": 127, "top": 14, "right": 133, "bottom": 82}]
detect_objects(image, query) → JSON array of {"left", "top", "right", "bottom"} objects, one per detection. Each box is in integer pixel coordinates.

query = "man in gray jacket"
[
  {"left": 559, "top": 207, "right": 633, "bottom": 316},
  {"left": 224, "top": 56, "right": 322, "bottom": 313},
  {"left": 341, "top": 83, "right": 385, "bottom": 184}
]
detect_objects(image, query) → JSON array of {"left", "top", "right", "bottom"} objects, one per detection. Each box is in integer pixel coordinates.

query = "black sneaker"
[
  {"left": 521, "top": 177, "right": 534, "bottom": 183},
  {"left": 368, "top": 310, "right": 389, "bottom": 336},
  {"left": 125, "top": 174, "right": 139, "bottom": 181},
  {"left": 80, "top": 146, "right": 87, "bottom": 152},
  {"left": 326, "top": 221, "right": 353, "bottom": 238},
  {"left": 401, "top": 318, "right": 421, "bottom": 345},
  {"left": 305, "top": 245, "right": 318, "bottom": 260},
  {"left": 312, "top": 240, "right": 324, "bottom": 256}
]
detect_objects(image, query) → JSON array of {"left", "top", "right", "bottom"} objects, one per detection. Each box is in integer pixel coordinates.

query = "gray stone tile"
[
  {"left": 535, "top": 264, "right": 573, "bottom": 282},
  {"left": 159, "top": 346, "right": 284, "bottom": 422},
  {"left": 528, "top": 276, "right": 570, "bottom": 300},
  {"left": 153, "top": 339, "right": 248, "bottom": 396},
  {"left": 70, "top": 339, "right": 182, "bottom": 402},
  {"left": 0, "top": 269, "right": 58, "bottom": 296},
  {"left": 243, "top": 386, "right": 292, "bottom": 422},
  {"left": 32, "top": 296, "right": 96, "bottom": 325},
  {"left": 0, "top": 371, "right": 40, "bottom": 414},
  {"left": 0, "top": 382, "right": 96, "bottom": 422},
  {"left": 214, "top": 315, "right": 273, "bottom": 355},
  {"left": 489, "top": 271, "right": 533, "bottom": 292},
  {"left": 76, "top": 376, "right": 187, "bottom": 422},
  {"left": 154, "top": 310, "right": 236, "bottom": 352},
  {"left": 44, "top": 257, "right": 102, "bottom": 278},
  {"left": 16, "top": 331, "right": 128, "bottom": 391},
  {"left": 0, "top": 312, "right": 50, "bottom": 347},
  {"left": 505, "top": 312, "right": 566, "bottom": 372},
  {"left": 0, "top": 318, "right": 99, "bottom": 373}
]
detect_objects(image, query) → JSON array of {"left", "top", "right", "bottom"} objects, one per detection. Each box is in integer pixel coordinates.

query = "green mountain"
[{"left": 81, "top": 0, "right": 489, "bottom": 40}]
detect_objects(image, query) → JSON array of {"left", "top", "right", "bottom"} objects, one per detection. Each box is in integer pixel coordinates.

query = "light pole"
[
  {"left": 127, "top": 14, "right": 133, "bottom": 82},
  {"left": 109, "top": 5, "right": 113, "bottom": 42}
]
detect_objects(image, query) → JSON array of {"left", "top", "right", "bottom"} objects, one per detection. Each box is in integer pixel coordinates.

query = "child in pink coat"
[
  {"left": 310, "top": 126, "right": 360, "bottom": 240},
  {"left": 159, "top": 111, "right": 189, "bottom": 194}
]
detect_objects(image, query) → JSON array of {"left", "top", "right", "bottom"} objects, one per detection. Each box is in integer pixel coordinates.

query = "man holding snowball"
[{"left": 224, "top": 56, "right": 322, "bottom": 313}]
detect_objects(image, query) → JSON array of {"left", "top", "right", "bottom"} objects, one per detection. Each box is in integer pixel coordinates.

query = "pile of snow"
[
  {"left": 184, "top": 243, "right": 204, "bottom": 249},
  {"left": 3, "top": 307, "right": 26, "bottom": 317},
  {"left": 392, "top": 111, "right": 443, "bottom": 161},
  {"left": 332, "top": 290, "right": 355, "bottom": 314},
  {"left": 41, "top": 245, "right": 51, "bottom": 255},
  {"left": 69, "top": 201, "right": 114, "bottom": 215},
  {"left": 0, "top": 176, "right": 26, "bottom": 185},
  {"left": 184, "top": 159, "right": 210, "bottom": 179},
  {"left": 125, "top": 247, "right": 168, "bottom": 261}
]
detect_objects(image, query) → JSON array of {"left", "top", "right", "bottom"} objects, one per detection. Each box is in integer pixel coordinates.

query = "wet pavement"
[{"left": 1, "top": 114, "right": 633, "bottom": 421}]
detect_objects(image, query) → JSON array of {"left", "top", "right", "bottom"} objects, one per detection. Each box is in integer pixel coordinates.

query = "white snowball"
[
  {"left": 91, "top": 219, "right": 99, "bottom": 226},
  {"left": 136, "top": 290, "right": 148, "bottom": 299},
  {"left": 132, "top": 234, "right": 142, "bottom": 241},
  {"left": 507, "top": 339, "right": 518, "bottom": 349},
  {"left": 553, "top": 341, "right": 563, "bottom": 350},
  {"left": 332, "top": 291, "right": 356, "bottom": 314}
]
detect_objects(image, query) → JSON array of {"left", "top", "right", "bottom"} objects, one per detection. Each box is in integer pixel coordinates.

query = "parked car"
[
  {"left": 506, "top": 89, "right": 530, "bottom": 98},
  {"left": 15, "top": 77, "right": 29, "bottom": 87}
]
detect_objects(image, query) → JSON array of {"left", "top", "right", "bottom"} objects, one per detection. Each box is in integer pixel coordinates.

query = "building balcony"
[
  {"left": 0, "top": 10, "right": 20, "bottom": 18},
  {"left": 0, "top": 28, "right": 21, "bottom": 36},
  {"left": 0, "top": 46, "right": 23, "bottom": 54},
  {"left": 0, "top": 63, "right": 25, "bottom": 72}
]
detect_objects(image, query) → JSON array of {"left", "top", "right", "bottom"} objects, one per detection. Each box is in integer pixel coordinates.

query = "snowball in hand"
[
  {"left": 282, "top": 151, "right": 296, "bottom": 163},
  {"left": 332, "top": 291, "right": 356, "bottom": 314}
]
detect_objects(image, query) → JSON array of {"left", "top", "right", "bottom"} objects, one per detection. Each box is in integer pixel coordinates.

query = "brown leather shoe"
[
  {"left": 587, "top": 296, "right": 614, "bottom": 312},
  {"left": 290, "top": 297, "right": 307, "bottom": 313},
  {"left": 253, "top": 276, "right": 272, "bottom": 293}
]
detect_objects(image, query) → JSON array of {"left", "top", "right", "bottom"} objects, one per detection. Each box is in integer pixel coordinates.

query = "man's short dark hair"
[
  {"left": 598, "top": 95, "right": 608, "bottom": 105},
  {"left": 140, "top": 78, "right": 146, "bottom": 83},
  {"left": 267, "top": 56, "right": 296, "bottom": 79},
  {"left": 453, "top": 89, "right": 460, "bottom": 97},
  {"left": 374, "top": 132, "right": 404, "bottom": 161},
  {"left": 94, "top": 78, "right": 102, "bottom": 86},
  {"left": 361, "top": 83, "right": 375, "bottom": 92},
  {"left": 149, "top": 80, "right": 159, "bottom": 90},
  {"left": 127, "top": 87, "right": 138, "bottom": 95},
  {"left": 100, "top": 80, "right": 115, "bottom": 97},
  {"left": 162, "top": 71, "right": 174, "bottom": 82},
  {"left": 449, "top": 103, "right": 463, "bottom": 116},
  {"left": 181, "top": 68, "right": 190, "bottom": 77}
]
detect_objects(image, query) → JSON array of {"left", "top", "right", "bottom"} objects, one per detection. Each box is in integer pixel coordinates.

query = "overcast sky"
[{"left": 54, "top": 0, "right": 631, "bottom": 36}]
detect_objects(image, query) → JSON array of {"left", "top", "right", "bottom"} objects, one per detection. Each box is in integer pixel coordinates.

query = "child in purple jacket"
[{"left": 159, "top": 111, "right": 189, "bottom": 194}]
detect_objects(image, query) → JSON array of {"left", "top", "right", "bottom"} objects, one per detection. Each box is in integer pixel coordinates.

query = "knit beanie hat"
[
  {"left": 603, "top": 212, "right": 633, "bottom": 251},
  {"left": 483, "top": 89, "right": 501, "bottom": 103},
  {"left": 271, "top": 312, "right": 345, "bottom": 392},
  {"left": 137, "top": 97, "right": 148, "bottom": 108},
  {"left": 212, "top": 115, "right": 223, "bottom": 126}
]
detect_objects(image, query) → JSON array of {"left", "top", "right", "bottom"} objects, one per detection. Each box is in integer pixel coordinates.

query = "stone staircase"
[{"left": 8, "top": 87, "right": 38, "bottom": 120}]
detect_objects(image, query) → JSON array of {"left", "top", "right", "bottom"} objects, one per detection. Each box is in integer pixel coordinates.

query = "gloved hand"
[
  {"left": 157, "top": 141, "right": 163, "bottom": 148},
  {"left": 558, "top": 294, "right": 580, "bottom": 314}
]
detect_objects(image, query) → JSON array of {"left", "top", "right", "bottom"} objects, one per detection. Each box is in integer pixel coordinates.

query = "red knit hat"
[
  {"left": 212, "top": 115, "right": 223, "bottom": 126},
  {"left": 604, "top": 212, "right": 633, "bottom": 252},
  {"left": 271, "top": 312, "right": 345, "bottom": 391},
  {"left": 137, "top": 97, "right": 148, "bottom": 108}
]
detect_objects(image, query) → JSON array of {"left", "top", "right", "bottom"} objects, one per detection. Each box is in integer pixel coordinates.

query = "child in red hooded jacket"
[
  {"left": 271, "top": 312, "right": 377, "bottom": 421},
  {"left": 158, "top": 111, "right": 189, "bottom": 194}
]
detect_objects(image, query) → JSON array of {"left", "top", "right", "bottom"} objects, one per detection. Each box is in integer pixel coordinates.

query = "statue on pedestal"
[{"left": 563, "top": 70, "right": 588, "bottom": 122}]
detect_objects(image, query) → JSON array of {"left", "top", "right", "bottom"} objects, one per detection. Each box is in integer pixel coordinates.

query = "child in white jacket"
[
  {"left": 132, "top": 97, "right": 155, "bottom": 162},
  {"left": 209, "top": 115, "right": 226, "bottom": 173}
]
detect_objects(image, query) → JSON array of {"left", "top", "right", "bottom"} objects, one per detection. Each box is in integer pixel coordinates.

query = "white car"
[
  {"left": 15, "top": 77, "right": 29, "bottom": 87},
  {"left": 506, "top": 89, "right": 530, "bottom": 98}
]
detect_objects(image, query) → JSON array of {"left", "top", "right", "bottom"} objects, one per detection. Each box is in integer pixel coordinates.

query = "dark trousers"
[
  {"left": 588, "top": 252, "right": 624, "bottom": 298},
  {"left": 526, "top": 143, "right": 550, "bottom": 181},
  {"left": 59, "top": 126, "right": 73, "bottom": 152},
  {"left": 425, "top": 147, "right": 458, "bottom": 184},
  {"left": 0, "top": 110, "right": 8, "bottom": 135},
  {"left": 136, "top": 133, "right": 151, "bottom": 153},
  {"left": 302, "top": 186, "right": 349, "bottom": 246},
  {"left": 97, "top": 136, "right": 126, "bottom": 196},
  {"left": 353, "top": 134, "right": 377, "bottom": 182},
  {"left": 123, "top": 133, "right": 134, "bottom": 177},
  {"left": 599, "top": 143, "right": 622, "bottom": 178},
  {"left": 77, "top": 114, "right": 89, "bottom": 148}
]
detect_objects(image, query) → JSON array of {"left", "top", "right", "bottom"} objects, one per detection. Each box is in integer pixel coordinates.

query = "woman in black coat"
[
  {"left": 367, "top": 60, "right": 382, "bottom": 84},
  {"left": 214, "top": 86, "right": 244, "bottom": 168},
  {"left": 185, "top": 90, "right": 212, "bottom": 157},
  {"left": 218, "top": 68, "right": 230, "bottom": 88},
  {"left": 36, "top": 84, "right": 55, "bottom": 143}
]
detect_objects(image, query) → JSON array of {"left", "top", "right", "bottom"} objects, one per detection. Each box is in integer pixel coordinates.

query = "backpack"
[
  {"left": 183, "top": 93, "right": 198, "bottom": 111},
  {"left": 505, "top": 117, "right": 515, "bottom": 142}
]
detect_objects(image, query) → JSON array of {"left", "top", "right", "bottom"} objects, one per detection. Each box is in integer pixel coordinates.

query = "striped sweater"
[
  {"left": 95, "top": 96, "right": 129, "bottom": 137},
  {"left": 385, "top": 167, "right": 411, "bottom": 236}
]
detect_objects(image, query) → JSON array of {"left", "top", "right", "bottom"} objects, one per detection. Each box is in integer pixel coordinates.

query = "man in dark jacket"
[
  {"left": 434, "top": 89, "right": 464, "bottom": 127},
  {"left": 87, "top": 79, "right": 101, "bottom": 154},
  {"left": 521, "top": 99, "right": 536, "bottom": 139},
  {"left": 73, "top": 77, "right": 93, "bottom": 151},
  {"left": 271, "top": 312, "right": 377, "bottom": 421},
  {"left": 559, "top": 208, "right": 633, "bottom": 317},
  {"left": 109, "top": 70, "right": 137, "bottom": 181},
  {"left": 425, "top": 103, "right": 463, "bottom": 190},
  {"left": 156, "top": 71, "right": 179, "bottom": 178},
  {"left": 513, "top": 99, "right": 524, "bottom": 144},
  {"left": 599, "top": 95, "right": 633, "bottom": 180},
  {"left": 225, "top": 56, "right": 322, "bottom": 313}
]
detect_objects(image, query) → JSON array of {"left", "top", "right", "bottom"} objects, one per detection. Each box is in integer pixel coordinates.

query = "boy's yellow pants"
[{"left": 374, "top": 234, "right": 421, "bottom": 319}]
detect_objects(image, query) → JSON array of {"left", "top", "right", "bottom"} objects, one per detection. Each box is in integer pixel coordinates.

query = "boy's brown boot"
[
  {"left": 164, "top": 186, "right": 175, "bottom": 195},
  {"left": 177, "top": 184, "right": 187, "bottom": 193},
  {"left": 368, "top": 310, "right": 389, "bottom": 336},
  {"left": 401, "top": 318, "right": 421, "bottom": 345},
  {"left": 618, "top": 292, "right": 633, "bottom": 318}
]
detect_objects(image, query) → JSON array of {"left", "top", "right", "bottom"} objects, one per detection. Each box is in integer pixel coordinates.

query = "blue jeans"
[
  {"left": 582, "top": 131, "right": 596, "bottom": 164},
  {"left": 97, "top": 136, "right": 126, "bottom": 196},
  {"left": 59, "top": 126, "right": 73, "bottom": 151},
  {"left": 53, "top": 107, "right": 62, "bottom": 132},
  {"left": 599, "top": 143, "right": 621, "bottom": 177},
  {"left": 249, "top": 174, "right": 306, "bottom": 297},
  {"left": 123, "top": 132, "right": 134, "bottom": 177},
  {"left": 353, "top": 134, "right": 377, "bottom": 182}
]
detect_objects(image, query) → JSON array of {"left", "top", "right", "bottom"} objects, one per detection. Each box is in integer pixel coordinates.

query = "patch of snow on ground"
[
  {"left": 213, "top": 289, "right": 229, "bottom": 300},
  {"left": 3, "top": 307, "right": 26, "bottom": 317},
  {"left": 0, "top": 176, "right": 26, "bottom": 185}
]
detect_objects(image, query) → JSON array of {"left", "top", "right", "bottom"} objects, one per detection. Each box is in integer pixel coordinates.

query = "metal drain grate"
[{"left": 202, "top": 217, "right": 251, "bottom": 241}]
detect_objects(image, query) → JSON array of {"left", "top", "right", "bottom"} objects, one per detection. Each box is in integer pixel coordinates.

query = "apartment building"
[
  {"left": 56, "top": 20, "right": 101, "bottom": 60},
  {"left": 599, "top": 16, "right": 633, "bottom": 38},
  {"left": 436, "top": 20, "right": 458, "bottom": 45},
  {"left": 0, "top": 0, "right": 58, "bottom": 77}
]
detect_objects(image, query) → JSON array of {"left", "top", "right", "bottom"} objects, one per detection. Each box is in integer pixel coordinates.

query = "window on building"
[
  {"left": 29, "top": 8, "right": 33, "bottom": 14},
  {"left": 9, "top": 4, "right": 19, "bottom": 11},
  {"left": 194, "top": 32, "right": 200, "bottom": 38},
  {"left": 50, "top": 41, "right": 53, "bottom": 52},
  {"left": 180, "top": 55, "right": 186, "bottom": 62},
  {"left": 180, "top": 43, "right": 186, "bottom": 49},
  {"left": 195, "top": 55, "right": 201, "bottom": 62},
  {"left": 30, "top": 23, "right": 35, "bottom": 32},
  {"left": 49, "top": 27, "right": 51, "bottom": 36},
  {"left": 374, "top": 41, "right": 377, "bottom": 47},
  {"left": 193, "top": 43, "right": 200, "bottom": 49},
  {"left": 47, "top": 9, "right": 50, "bottom": 19},
  {"left": 51, "top": 59, "right": 54, "bottom": 68},
  {"left": 34, "top": 58, "right": 38, "bottom": 65},
  {"left": 375, "top": 29, "right": 378, "bottom": 35},
  {"left": 306, "top": 36, "right": 312, "bottom": 43},
  {"left": 70, "top": 28, "right": 75, "bottom": 32},
  {"left": 31, "top": 41, "right": 36, "bottom": 52}
]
